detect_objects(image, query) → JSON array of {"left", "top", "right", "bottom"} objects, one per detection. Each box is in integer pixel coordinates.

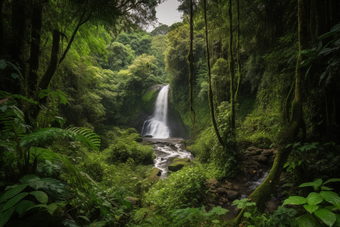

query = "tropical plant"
[
  {"left": 0, "top": 174, "right": 68, "bottom": 227},
  {"left": 283, "top": 178, "right": 340, "bottom": 227}
]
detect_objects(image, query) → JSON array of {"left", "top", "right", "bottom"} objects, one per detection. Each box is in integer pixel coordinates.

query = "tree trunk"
[
  {"left": 28, "top": 1, "right": 43, "bottom": 98},
  {"left": 187, "top": 0, "right": 195, "bottom": 138},
  {"left": 234, "top": 0, "right": 242, "bottom": 101},
  {"left": 9, "top": 0, "right": 26, "bottom": 93},
  {"left": 233, "top": 0, "right": 307, "bottom": 224},
  {"left": 228, "top": 0, "right": 236, "bottom": 129},
  {"left": 29, "top": 30, "right": 61, "bottom": 123},
  {"left": 0, "top": 0, "right": 4, "bottom": 57},
  {"left": 203, "top": 0, "right": 224, "bottom": 148}
]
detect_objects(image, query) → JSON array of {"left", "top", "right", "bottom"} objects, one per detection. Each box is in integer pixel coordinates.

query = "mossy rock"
[
  {"left": 147, "top": 167, "right": 161, "bottom": 181},
  {"left": 168, "top": 158, "right": 190, "bottom": 171},
  {"left": 172, "top": 158, "right": 190, "bottom": 163}
]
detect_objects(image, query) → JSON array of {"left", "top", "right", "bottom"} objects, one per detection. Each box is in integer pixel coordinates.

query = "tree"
[
  {"left": 0, "top": 0, "right": 162, "bottom": 125},
  {"left": 150, "top": 23, "right": 169, "bottom": 36},
  {"left": 203, "top": 0, "right": 224, "bottom": 147},
  {"left": 234, "top": 0, "right": 308, "bottom": 223}
]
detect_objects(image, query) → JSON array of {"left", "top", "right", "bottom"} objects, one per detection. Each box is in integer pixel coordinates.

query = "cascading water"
[{"left": 142, "top": 85, "right": 170, "bottom": 138}]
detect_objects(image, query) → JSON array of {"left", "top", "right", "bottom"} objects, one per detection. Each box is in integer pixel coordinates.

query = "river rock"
[
  {"left": 168, "top": 158, "right": 190, "bottom": 171},
  {"left": 226, "top": 190, "right": 239, "bottom": 200},
  {"left": 247, "top": 147, "right": 255, "bottom": 151},
  {"left": 233, "top": 185, "right": 240, "bottom": 191},
  {"left": 126, "top": 197, "right": 139, "bottom": 205},
  {"left": 144, "top": 135, "right": 153, "bottom": 138},
  {"left": 217, "top": 187, "right": 228, "bottom": 194},
  {"left": 207, "top": 179, "right": 222, "bottom": 188},
  {"left": 148, "top": 167, "right": 161, "bottom": 181},
  {"left": 261, "top": 150, "right": 273, "bottom": 157},
  {"left": 267, "top": 201, "right": 278, "bottom": 214},
  {"left": 257, "top": 154, "right": 268, "bottom": 163}
]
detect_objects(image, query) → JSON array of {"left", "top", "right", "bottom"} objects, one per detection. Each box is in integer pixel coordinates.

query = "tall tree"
[
  {"left": 187, "top": 0, "right": 195, "bottom": 137},
  {"left": 203, "top": 0, "right": 224, "bottom": 147},
  {"left": 228, "top": 0, "right": 236, "bottom": 129},
  {"left": 234, "top": 0, "right": 242, "bottom": 101},
  {"left": 235, "top": 0, "right": 308, "bottom": 222}
]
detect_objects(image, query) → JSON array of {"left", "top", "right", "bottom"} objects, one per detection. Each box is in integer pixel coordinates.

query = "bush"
[
  {"left": 145, "top": 165, "right": 209, "bottom": 211},
  {"left": 191, "top": 127, "right": 215, "bottom": 163},
  {"left": 104, "top": 139, "right": 154, "bottom": 165}
]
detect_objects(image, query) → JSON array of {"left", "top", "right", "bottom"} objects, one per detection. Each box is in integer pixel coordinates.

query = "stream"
[{"left": 143, "top": 137, "right": 193, "bottom": 178}]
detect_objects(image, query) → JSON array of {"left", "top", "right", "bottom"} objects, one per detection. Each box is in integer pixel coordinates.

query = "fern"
[
  {"left": 20, "top": 127, "right": 100, "bottom": 151},
  {"left": 66, "top": 126, "right": 101, "bottom": 150}
]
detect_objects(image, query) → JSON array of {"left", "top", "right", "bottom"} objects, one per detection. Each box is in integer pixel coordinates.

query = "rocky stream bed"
[{"left": 141, "top": 137, "right": 281, "bottom": 221}]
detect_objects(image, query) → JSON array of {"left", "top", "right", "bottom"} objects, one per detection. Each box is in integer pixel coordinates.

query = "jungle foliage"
[{"left": 1, "top": 0, "right": 340, "bottom": 226}]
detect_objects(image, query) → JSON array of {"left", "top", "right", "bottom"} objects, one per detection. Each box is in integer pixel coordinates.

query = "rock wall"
[{"left": 128, "top": 84, "right": 189, "bottom": 138}]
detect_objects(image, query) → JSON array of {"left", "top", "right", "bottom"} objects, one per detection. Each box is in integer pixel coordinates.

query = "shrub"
[{"left": 145, "top": 165, "right": 208, "bottom": 211}]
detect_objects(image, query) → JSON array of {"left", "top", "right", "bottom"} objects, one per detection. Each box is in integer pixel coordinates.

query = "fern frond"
[
  {"left": 20, "top": 127, "right": 100, "bottom": 151},
  {"left": 66, "top": 127, "right": 101, "bottom": 150}
]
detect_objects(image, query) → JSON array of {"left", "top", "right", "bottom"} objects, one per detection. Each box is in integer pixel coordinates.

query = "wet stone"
[{"left": 226, "top": 190, "right": 239, "bottom": 201}]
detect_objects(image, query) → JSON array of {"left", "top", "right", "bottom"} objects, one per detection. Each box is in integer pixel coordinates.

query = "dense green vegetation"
[{"left": 1, "top": 0, "right": 340, "bottom": 226}]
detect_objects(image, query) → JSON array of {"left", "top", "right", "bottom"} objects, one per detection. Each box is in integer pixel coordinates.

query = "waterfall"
[{"left": 142, "top": 85, "right": 170, "bottom": 138}]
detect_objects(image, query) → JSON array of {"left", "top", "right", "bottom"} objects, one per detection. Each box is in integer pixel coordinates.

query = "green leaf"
[
  {"left": 0, "top": 208, "right": 14, "bottom": 227},
  {"left": 0, "top": 60, "right": 7, "bottom": 69},
  {"left": 301, "top": 58, "right": 310, "bottom": 67},
  {"left": 283, "top": 196, "right": 307, "bottom": 206},
  {"left": 296, "top": 214, "right": 317, "bottom": 227},
  {"left": 14, "top": 200, "right": 35, "bottom": 217},
  {"left": 30, "top": 191, "right": 48, "bottom": 204},
  {"left": 10, "top": 73, "right": 20, "bottom": 79},
  {"left": 209, "top": 206, "right": 228, "bottom": 215},
  {"left": 303, "top": 204, "right": 319, "bottom": 214},
  {"left": 335, "top": 214, "right": 340, "bottom": 226},
  {"left": 244, "top": 212, "right": 251, "bottom": 218},
  {"left": 314, "top": 208, "right": 336, "bottom": 227},
  {"left": 47, "top": 203, "right": 58, "bottom": 215},
  {"left": 0, "top": 184, "right": 27, "bottom": 203},
  {"left": 0, "top": 105, "right": 7, "bottom": 112},
  {"left": 3, "top": 192, "right": 28, "bottom": 211},
  {"left": 323, "top": 178, "right": 340, "bottom": 185},
  {"left": 19, "top": 174, "right": 40, "bottom": 184},
  {"left": 283, "top": 162, "right": 290, "bottom": 168},
  {"left": 78, "top": 215, "right": 91, "bottom": 222},
  {"left": 307, "top": 192, "right": 323, "bottom": 205},
  {"left": 212, "top": 220, "right": 220, "bottom": 224},
  {"left": 299, "top": 179, "right": 323, "bottom": 191},
  {"left": 321, "top": 186, "right": 333, "bottom": 191},
  {"left": 320, "top": 191, "right": 340, "bottom": 210}
]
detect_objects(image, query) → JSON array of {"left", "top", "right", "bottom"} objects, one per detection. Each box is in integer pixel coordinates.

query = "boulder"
[
  {"left": 217, "top": 187, "right": 228, "bottom": 194},
  {"left": 247, "top": 147, "right": 255, "bottom": 151},
  {"left": 257, "top": 154, "right": 268, "bottom": 163},
  {"left": 126, "top": 197, "right": 139, "bottom": 205},
  {"left": 207, "top": 179, "right": 222, "bottom": 188},
  {"left": 261, "top": 150, "right": 273, "bottom": 157},
  {"left": 267, "top": 201, "right": 278, "bottom": 214},
  {"left": 144, "top": 135, "right": 153, "bottom": 138},
  {"left": 226, "top": 190, "right": 239, "bottom": 201},
  {"left": 233, "top": 185, "right": 240, "bottom": 191},
  {"left": 148, "top": 167, "right": 161, "bottom": 181},
  {"left": 168, "top": 158, "right": 190, "bottom": 171}
]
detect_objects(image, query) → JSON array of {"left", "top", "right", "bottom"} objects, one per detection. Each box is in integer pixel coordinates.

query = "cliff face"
[{"left": 128, "top": 84, "right": 189, "bottom": 139}]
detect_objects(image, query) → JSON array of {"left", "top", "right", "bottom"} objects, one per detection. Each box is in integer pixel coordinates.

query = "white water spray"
[{"left": 142, "top": 85, "right": 170, "bottom": 138}]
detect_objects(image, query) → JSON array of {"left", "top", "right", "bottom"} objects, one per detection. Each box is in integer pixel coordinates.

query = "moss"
[{"left": 142, "top": 88, "right": 158, "bottom": 103}]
